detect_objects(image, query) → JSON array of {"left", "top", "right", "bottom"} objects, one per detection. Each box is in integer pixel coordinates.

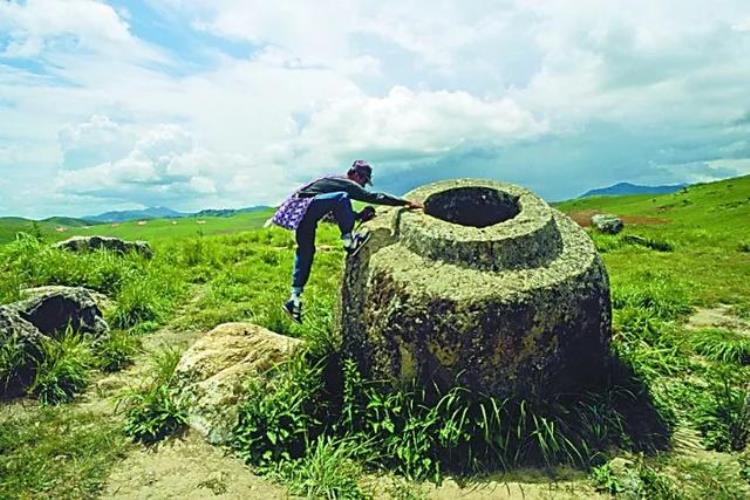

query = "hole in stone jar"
[{"left": 424, "top": 187, "right": 520, "bottom": 228}]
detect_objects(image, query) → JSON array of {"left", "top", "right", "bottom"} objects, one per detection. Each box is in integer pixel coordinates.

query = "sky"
[{"left": 1, "top": 0, "right": 749, "bottom": 218}]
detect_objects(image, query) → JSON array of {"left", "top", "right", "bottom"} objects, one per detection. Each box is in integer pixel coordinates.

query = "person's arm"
[{"left": 346, "top": 183, "right": 409, "bottom": 206}]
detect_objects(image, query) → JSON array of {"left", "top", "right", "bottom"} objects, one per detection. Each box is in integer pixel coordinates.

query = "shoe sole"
[
  {"left": 347, "top": 232, "right": 371, "bottom": 259},
  {"left": 281, "top": 305, "right": 302, "bottom": 324}
]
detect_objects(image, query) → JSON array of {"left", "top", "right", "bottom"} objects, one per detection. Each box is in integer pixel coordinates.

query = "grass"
[
  {"left": 0, "top": 174, "right": 749, "bottom": 497},
  {"left": 30, "top": 329, "right": 95, "bottom": 405},
  {"left": 120, "top": 346, "right": 187, "bottom": 444},
  {"left": 0, "top": 407, "right": 129, "bottom": 498}
]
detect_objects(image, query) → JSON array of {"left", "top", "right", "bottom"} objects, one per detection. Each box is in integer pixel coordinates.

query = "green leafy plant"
[
  {"left": 270, "top": 436, "right": 371, "bottom": 500},
  {"left": 120, "top": 346, "right": 187, "bottom": 443},
  {"left": 30, "top": 328, "right": 94, "bottom": 405},
  {"left": 232, "top": 353, "right": 330, "bottom": 466}
]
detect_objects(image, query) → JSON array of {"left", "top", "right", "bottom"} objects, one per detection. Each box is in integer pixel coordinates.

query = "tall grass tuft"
[
  {"left": 690, "top": 371, "right": 750, "bottom": 452},
  {"left": 30, "top": 328, "right": 94, "bottom": 405},
  {"left": 690, "top": 328, "right": 750, "bottom": 365},
  {"left": 270, "top": 436, "right": 371, "bottom": 500},
  {"left": 120, "top": 346, "right": 187, "bottom": 443},
  {"left": 1, "top": 337, "right": 39, "bottom": 399}
]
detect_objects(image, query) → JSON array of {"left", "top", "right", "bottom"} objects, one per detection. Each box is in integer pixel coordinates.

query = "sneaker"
[
  {"left": 343, "top": 232, "right": 371, "bottom": 258},
  {"left": 282, "top": 298, "right": 302, "bottom": 324}
]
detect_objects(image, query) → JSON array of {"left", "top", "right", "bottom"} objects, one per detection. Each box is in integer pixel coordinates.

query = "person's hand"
[
  {"left": 406, "top": 200, "right": 424, "bottom": 210},
  {"left": 359, "top": 206, "right": 376, "bottom": 222}
]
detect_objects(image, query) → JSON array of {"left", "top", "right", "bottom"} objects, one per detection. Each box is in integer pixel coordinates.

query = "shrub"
[
  {"left": 30, "top": 329, "right": 94, "bottom": 405},
  {"left": 738, "top": 241, "right": 750, "bottom": 253},
  {"left": 120, "top": 346, "right": 187, "bottom": 443},
  {"left": 622, "top": 235, "right": 674, "bottom": 252}
]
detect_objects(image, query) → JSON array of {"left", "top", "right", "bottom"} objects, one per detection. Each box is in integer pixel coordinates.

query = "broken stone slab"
[
  {"left": 174, "top": 323, "right": 301, "bottom": 444},
  {"left": 340, "top": 179, "right": 612, "bottom": 400},
  {"left": 591, "top": 214, "right": 624, "bottom": 234},
  {"left": 21, "top": 285, "right": 113, "bottom": 313},
  {"left": 53, "top": 235, "right": 153, "bottom": 259},
  {"left": 7, "top": 286, "right": 109, "bottom": 340}
]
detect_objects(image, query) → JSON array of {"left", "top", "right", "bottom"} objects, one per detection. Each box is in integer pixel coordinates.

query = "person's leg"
[
  {"left": 288, "top": 192, "right": 357, "bottom": 302},
  {"left": 292, "top": 217, "right": 317, "bottom": 294},
  {"left": 304, "top": 191, "right": 356, "bottom": 236}
]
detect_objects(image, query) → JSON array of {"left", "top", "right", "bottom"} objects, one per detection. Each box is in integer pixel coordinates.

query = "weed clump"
[
  {"left": 120, "top": 346, "right": 187, "bottom": 443},
  {"left": 232, "top": 353, "right": 668, "bottom": 486},
  {"left": 31, "top": 329, "right": 94, "bottom": 405}
]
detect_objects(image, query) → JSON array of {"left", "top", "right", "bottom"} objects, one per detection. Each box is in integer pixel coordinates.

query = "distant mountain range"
[
  {"left": 581, "top": 182, "right": 687, "bottom": 198},
  {"left": 85, "top": 205, "right": 270, "bottom": 223}
]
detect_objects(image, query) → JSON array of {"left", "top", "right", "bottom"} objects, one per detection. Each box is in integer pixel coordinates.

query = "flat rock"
[
  {"left": 591, "top": 214, "right": 624, "bottom": 234},
  {"left": 174, "top": 323, "right": 301, "bottom": 444},
  {"left": 53, "top": 235, "right": 153, "bottom": 259}
]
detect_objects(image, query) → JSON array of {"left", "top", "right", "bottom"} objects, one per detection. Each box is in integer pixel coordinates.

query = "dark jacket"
[{"left": 298, "top": 177, "right": 408, "bottom": 207}]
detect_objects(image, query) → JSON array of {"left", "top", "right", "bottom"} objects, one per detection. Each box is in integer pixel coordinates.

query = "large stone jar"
[{"left": 340, "top": 179, "right": 611, "bottom": 399}]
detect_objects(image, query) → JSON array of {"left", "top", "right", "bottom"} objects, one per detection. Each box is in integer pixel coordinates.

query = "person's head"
[{"left": 347, "top": 159, "right": 372, "bottom": 186}]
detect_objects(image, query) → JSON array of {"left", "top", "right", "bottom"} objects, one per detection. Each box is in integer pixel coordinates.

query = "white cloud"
[
  {"left": 287, "top": 86, "right": 546, "bottom": 165},
  {"left": 2, "top": 0, "right": 750, "bottom": 217},
  {"left": 0, "top": 0, "right": 160, "bottom": 61}
]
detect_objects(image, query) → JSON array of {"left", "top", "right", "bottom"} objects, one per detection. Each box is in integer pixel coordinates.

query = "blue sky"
[{"left": 0, "top": 0, "right": 749, "bottom": 218}]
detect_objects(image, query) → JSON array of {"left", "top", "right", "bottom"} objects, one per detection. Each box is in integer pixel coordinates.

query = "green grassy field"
[
  {"left": 0, "top": 210, "right": 275, "bottom": 245},
  {"left": 1, "top": 176, "right": 749, "bottom": 498}
]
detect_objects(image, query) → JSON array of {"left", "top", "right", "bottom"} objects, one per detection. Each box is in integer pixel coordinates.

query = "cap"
[{"left": 351, "top": 160, "right": 373, "bottom": 185}]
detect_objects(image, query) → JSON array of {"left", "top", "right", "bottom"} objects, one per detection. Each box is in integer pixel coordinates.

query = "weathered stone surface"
[
  {"left": 340, "top": 179, "right": 612, "bottom": 400},
  {"left": 21, "top": 286, "right": 113, "bottom": 313},
  {"left": 54, "top": 235, "right": 153, "bottom": 259},
  {"left": 8, "top": 286, "right": 109, "bottom": 339},
  {"left": 0, "top": 307, "right": 44, "bottom": 397},
  {"left": 174, "top": 323, "right": 301, "bottom": 444},
  {"left": 591, "top": 214, "right": 624, "bottom": 234}
]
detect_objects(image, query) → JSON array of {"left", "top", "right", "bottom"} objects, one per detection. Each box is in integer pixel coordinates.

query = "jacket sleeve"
[{"left": 343, "top": 181, "right": 409, "bottom": 207}]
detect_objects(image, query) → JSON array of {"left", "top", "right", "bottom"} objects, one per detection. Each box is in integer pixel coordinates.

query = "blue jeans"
[{"left": 292, "top": 192, "right": 356, "bottom": 290}]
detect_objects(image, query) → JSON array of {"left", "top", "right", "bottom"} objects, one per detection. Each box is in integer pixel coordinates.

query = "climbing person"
[{"left": 267, "top": 160, "right": 423, "bottom": 323}]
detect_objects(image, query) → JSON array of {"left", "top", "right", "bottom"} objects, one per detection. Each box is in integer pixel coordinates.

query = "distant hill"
[
  {"left": 86, "top": 206, "right": 186, "bottom": 223},
  {"left": 581, "top": 182, "right": 687, "bottom": 198},
  {"left": 86, "top": 205, "right": 270, "bottom": 223},
  {"left": 0, "top": 216, "right": 96, "bottom": 244}
]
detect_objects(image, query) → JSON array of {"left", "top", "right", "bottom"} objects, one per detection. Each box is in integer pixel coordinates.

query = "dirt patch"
[
  {"left": 102, "top": 430, "right": 285, "bottom": 499},
  {"left": 687, "top": 305, "right": 750, "bottom": 335},
  {"left": 417, "top": 475, "right": 602, "bottom": 499},
  {"left": 568, "top": 210, "right": 669, "bottom": 228}
]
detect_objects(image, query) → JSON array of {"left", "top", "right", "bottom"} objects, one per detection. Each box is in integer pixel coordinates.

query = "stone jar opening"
[{"left": 424, "top": 187, "right": 521, "bottom": 228}]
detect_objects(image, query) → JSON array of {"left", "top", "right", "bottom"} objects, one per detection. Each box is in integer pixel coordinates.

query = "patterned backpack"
[{"left": 267, "top": 176, "right": 336, "bottom": 230}]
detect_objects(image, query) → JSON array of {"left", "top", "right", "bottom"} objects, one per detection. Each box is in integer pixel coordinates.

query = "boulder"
[
  {"left": 174, "top": 323, "right": 301, "bottom": 444},
  {"left": 340, "top": 179, "right": 612, "bottom": 400},
  {"left": 8, "top": 286, "right": 109, "bottom": 340},
  {"left": 591, "top": 214, "right": 624, "bottom": 234},
  {"left": 53, "top": 235, "right": 153, "bottom": 259}
]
